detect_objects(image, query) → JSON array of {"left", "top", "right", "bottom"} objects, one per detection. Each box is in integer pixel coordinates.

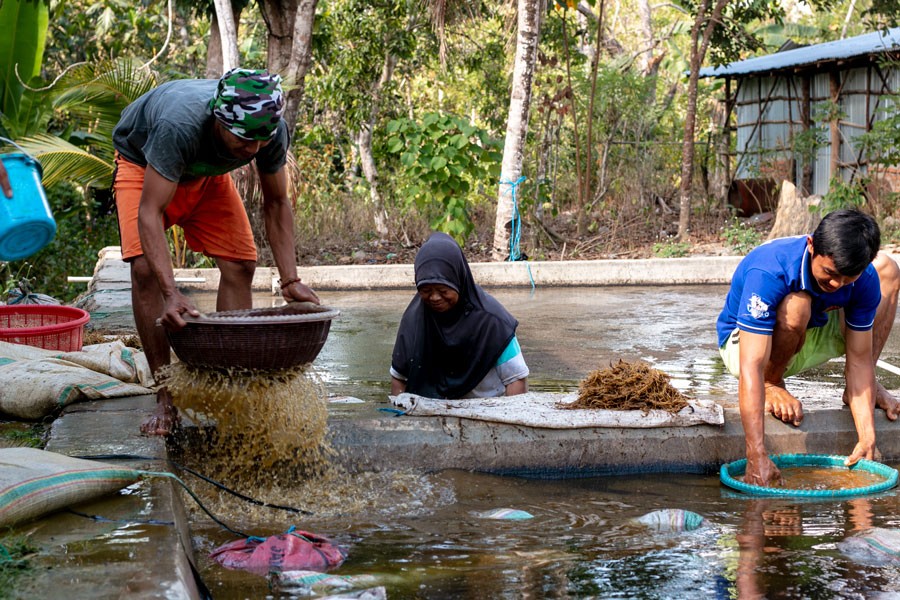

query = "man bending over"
[
  {"left": 112, "top": 68, "right": 319, "bottom": 436},
  {"left": 717, "top": 208, "right": 900, "bottom": 486}
]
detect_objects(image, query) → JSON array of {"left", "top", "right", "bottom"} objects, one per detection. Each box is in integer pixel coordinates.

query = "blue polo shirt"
[{"left": 716, "top": 236, "right": 880, "bottom": 348}]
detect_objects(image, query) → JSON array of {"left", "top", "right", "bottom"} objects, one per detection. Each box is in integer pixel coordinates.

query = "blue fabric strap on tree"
[
  {"left": 501, "top": 176, "right": 527, "bottom": 261},
  {"left": 500, "top": 176, "right": 536, "bottom": 291}
]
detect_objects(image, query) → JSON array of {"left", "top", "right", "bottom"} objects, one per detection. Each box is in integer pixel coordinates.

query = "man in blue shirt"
[{"left": 717, "top": 209, "right": 900, "bottom": 486}]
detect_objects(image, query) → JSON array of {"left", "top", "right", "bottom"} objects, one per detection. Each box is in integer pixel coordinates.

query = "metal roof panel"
[{"left": 699, "top": 27, "right": 900, "bottom": 78}]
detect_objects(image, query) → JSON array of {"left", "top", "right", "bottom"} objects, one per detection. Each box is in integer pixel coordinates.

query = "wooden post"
[
  {"left": 801, "top": 75, "right": 812, "bottom": 195},
  {"left": 829, "top": 71, "right": 842, "bottom": 184}
]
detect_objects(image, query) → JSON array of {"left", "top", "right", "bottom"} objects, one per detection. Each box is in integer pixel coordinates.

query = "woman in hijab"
[{"left": 390, "top": 232, "right": 529, "bottom": 399}]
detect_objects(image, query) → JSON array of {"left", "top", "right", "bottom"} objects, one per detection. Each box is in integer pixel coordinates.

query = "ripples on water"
[
  {"left": 189, "top": 467, "right": 900, "bottom": 599},
  {"left": 177, "top": 290, "right": 900, "bottom": 598}
]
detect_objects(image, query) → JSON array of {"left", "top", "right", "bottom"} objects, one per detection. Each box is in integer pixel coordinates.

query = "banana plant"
[{"left": 0, "top": 0, "right": 50, "bottom": 139}]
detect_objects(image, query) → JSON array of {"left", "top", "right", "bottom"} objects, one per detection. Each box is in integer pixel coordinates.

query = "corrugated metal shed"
[
  {"left": 701, "top": 27, "right": 900, "bottom": 208},
  {"left": 700, "top": 27, "right": 900, "bottom": 78}
]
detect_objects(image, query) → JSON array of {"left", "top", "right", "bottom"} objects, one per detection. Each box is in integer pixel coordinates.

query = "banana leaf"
[{"left": 0, "top": 0, "right": 50, "bottom": 123}]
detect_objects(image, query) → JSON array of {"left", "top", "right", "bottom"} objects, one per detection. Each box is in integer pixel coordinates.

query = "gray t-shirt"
[{"left": 112, "top": 79, "right": 289, "bottom": 182}]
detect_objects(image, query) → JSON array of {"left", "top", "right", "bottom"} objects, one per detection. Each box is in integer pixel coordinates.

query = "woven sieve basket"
[{"left": 166, "top": 302, "right": 340, "bottom": 371}]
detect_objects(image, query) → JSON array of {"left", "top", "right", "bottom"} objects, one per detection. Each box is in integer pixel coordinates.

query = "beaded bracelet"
[{"left": 280, "top": 277, "right": 302, "bottom": 289}]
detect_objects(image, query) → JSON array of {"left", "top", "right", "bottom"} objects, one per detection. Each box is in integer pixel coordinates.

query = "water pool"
[
  {"left": 181, "top": 286, "right": 900, "bottom": 597},
  {"left": 189, "top": 468, "right": 900, "bottom": 598}
]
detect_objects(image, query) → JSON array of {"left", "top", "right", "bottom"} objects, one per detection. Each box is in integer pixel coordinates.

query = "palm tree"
[{"left": 13, "top": 59, "right": 158, "bottom": 190}]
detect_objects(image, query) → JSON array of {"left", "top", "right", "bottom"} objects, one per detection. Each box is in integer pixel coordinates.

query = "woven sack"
[
  {"left": 0, "top": 340, "right": 152, "bottom": 419},
  {"left": 210, "top": 530, "right": 347, "bottom": 574},
  {"left": 0, "top": 448, "right": 141, "bottom": 527}
]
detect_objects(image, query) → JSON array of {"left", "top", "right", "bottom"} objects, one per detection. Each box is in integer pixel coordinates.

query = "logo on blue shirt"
[{"left": 747, "top": 293, "right": 770, "bottom": 319}]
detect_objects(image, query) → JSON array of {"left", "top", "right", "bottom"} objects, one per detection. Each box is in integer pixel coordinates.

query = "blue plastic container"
[{"left": 0, "top": 139, "right": 56, "bottom": 261}]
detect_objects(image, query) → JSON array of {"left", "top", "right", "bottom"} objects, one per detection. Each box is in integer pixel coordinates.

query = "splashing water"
[{"left": 160, "top": 363, "right": 451, "bottom": 526}]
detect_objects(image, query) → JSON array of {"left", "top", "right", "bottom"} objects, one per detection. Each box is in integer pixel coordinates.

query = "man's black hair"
[{"left": 811, "top": 208, "right": 880, "bottom": 276}]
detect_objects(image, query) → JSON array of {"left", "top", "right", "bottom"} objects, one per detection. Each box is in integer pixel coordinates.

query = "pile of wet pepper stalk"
[{"left": 560, "top": 359, "right": 690, "bottom": 414}]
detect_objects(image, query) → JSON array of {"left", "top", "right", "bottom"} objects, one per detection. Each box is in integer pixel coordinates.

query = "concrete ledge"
[
  {"left": 82, "top": 246, "right": 745, "bottom": 295},
  {"left": 328, "top": 407, "right": 900, "bottom": 477},
  {"left": 33, "top": 395, "right": 203, "bottom": 600},
  {"left": 263, "top": 256, "right": 744, "bottom": 291},
  {"left": 80, "top": 246, "right": 900, "bottom": 293}
]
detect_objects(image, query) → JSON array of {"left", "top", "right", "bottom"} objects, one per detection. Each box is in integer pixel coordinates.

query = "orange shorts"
[{"left": 113, "top": 156, "right": 257, "bottom": 262}]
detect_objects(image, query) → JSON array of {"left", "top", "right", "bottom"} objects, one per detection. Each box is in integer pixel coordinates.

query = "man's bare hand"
[
  {"left": 282, "top": 280, "right": 320, "bottom": 305},
  {"left": 744, "top": 454, "right": 784, "bottom": 488},
  {"left": 159, "top": 290, "right": 201, "bottom": 331},
  {"left": 845, "top": 440, "right": 876, "bottom": 467}
]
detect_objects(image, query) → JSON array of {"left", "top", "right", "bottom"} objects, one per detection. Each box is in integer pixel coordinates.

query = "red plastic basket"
[{"left": 0, "top": 305, "right": 90, "bottom": 352}]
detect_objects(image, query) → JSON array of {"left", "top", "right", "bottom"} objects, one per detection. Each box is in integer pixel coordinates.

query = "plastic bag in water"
[
  {"left": 633, "top": 509, "right": 705, "bottom": 532},
  {"left": 837, "top": 528, "right": 900, "bottom": 566},
  {"left": 318, "top": 588, "right": 386, "bottom": 600},
  {"left": 474, "top": 508, "right": 534, "bottom": 520},
  {"left": 270, "top": 570, "right": 380, "bottom": 594}
]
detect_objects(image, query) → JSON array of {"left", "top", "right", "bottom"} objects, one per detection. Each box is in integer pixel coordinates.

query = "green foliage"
[
  {"left": 790, "top": 123, "right": 826, "bottom": 170},
  {"left": 0, "top": 0, "right": 50, "bottom": 137},
  {"left": 652, "top": 241, "right": 690, "bottom": 258},
  {"left": 384, "top": 112, "right": 501, "bottom": 243},
  {"left": 862, "top": 0, "right": 900, "bottom": 28},
  {"left": 721, "top": 219, "right": 763, "bottom": 255},
  {"left": 14, "top": 59, "right": 159, "bottom": 189},
  {"left": 45, "top": 0, "right": 185, "bottom": 70},
  {"left": 821, "top": 177, "right": 867, "bottom": 213},
  {"left": 313, "top": 0, "right": 417, "bottom": 131},
  {"left": 678, "top": 0, "right": 785, "bottom": 66},
  {"left": 0, "top": 422, "right": 46, "bottom": 448},
  {"left": 0, "top": 181, "right": 120, "bottom": 302},
  {"left": 858, "top": 97, "right": 900, "bottom": 168},
  {"left": 0, "top": 532, "right": 37, "bottom": 589}
]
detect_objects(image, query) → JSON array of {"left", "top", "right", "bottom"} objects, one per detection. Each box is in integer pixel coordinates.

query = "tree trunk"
[
  {"left": 354, "top": 52, "right": 398, "bottom": 238},
  {"left": 636, "top": 0, "right": 653, "bottom": 74},
  {"left": 206, "top": 4, "right": 245, "bottom": 78},
  {"left": 676, "top": 0, "right": 730, "bottom": 241},
  {"left": 258, "top": 0, "right": 319, "bottom": 133},
  {"left": 492, "top": 0, "right": 545, "bottom": 261},
  {"left": 213, "top": 0, "right": 240, "bottom": 72},
  {"left": 206, "top": 12, "right": 224, "bottom": 78},
  {"left": 259, "top": 0, "right": 297, "bottom": 75}
]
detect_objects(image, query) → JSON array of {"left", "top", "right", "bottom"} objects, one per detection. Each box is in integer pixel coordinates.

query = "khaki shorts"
[
  {"left": 113, "top": 155, "right": 257, "bottom": 262},
  {"left": 719, "top": 310, "right": 846, "bottom": 378}
]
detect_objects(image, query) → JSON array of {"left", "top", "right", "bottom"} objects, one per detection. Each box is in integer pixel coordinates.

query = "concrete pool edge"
[
  {"left": 326, "top": 406, "right": 900, "bottom": 477},
  {"left": 36, "top": 394, "right": 204, "bottom": 599}
]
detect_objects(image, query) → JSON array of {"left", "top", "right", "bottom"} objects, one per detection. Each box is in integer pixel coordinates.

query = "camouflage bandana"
[{"left": 211, "top": 68, "right": 284, "bottom": 141}]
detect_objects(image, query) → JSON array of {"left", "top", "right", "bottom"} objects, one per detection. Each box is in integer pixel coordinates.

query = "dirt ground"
[{"left": 294, "top": 209, "right": 761, "bottom": 267}]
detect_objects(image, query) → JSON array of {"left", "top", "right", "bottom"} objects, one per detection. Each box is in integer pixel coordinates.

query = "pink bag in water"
[{"left": 210, "top": 528, "right": 347, "bottom": 575}]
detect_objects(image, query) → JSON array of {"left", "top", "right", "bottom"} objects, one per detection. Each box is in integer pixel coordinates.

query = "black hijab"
[{"left": 391, "top": 232, "right": 519, "bottom": 399}]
